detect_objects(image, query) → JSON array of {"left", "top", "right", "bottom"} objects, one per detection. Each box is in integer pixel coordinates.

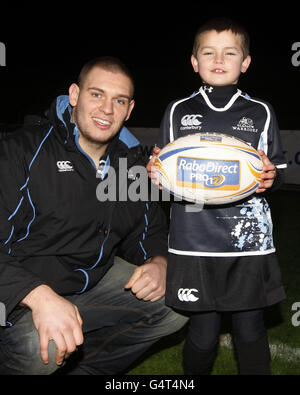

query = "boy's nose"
[
  {"left": 214, "top": 53, "right": 225, "bottom": 63},
  {"left": 215, "top": 56, "right": 224, "bottom": 64}
]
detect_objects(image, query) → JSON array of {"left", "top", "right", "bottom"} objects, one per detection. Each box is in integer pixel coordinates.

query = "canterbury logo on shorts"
[{"left": 177, "top": 288, "right": 199, "bottom": 302}]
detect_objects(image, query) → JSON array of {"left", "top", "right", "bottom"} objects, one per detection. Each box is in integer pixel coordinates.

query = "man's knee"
[
  {"left": 0, "top": 314, "right": 59, "bottom": 375},
  {"left": 143, "top": 297, "right": 188, "bottom": 337},
  {"left": 23, "top": 339, "right": 59, "bottom": 375},
  {"left": 162, "top": 308, "right": 188, "bottom": 336}
]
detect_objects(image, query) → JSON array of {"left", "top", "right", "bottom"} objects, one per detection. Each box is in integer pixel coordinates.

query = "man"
[{"left": 0, "top": 56, "right": 187, "bottom": 375}]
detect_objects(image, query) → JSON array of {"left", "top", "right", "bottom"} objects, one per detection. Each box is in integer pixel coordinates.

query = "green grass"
[{"left": 127, "top": 189, "right": 300, "bottom": 375}]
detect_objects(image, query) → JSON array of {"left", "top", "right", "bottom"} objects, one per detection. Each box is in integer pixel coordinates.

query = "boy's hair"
[
  {"left": 192, "top": 17, "right": 250, "bottom": 59},
  {"left": 78, "top": 56, "right": 135, "bottom": 98}
]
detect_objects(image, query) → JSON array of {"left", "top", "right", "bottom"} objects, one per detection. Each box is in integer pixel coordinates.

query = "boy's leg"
[
  {"left": 232, "top": 309, "right": 271, "bottom": 375},
  {"left": 183, "top": 311, "right": 221, "bottom": 375}
]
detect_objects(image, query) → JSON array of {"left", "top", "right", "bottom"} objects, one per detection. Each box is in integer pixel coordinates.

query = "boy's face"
[{"left": 191, "top": 30, "right": 251, "bottom": 86}]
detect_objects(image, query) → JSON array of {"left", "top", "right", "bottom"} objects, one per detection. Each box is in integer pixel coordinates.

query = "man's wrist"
[
  {"left": 145, "top": 255, "right": 167, "bottom": 266},
  {"left": 20, "top": 284, "right": 53, "bottom": 309}
]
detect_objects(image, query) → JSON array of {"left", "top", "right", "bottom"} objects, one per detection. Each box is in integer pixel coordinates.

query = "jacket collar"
[
  {"left": 49, "top": 95, "right": 139, "bottom": 148},
  {"left": 48, "top": 95, "right": 142, "bottom": 170}
]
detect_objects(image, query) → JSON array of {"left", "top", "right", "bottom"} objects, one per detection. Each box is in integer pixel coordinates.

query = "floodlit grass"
[{"left": 127, "top": 189, "right": 300, "bottom": 376}]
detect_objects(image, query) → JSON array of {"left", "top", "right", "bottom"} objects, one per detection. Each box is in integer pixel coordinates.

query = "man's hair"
[
  {"left": 192, "top": 17, "right": 250, "bottom": 59},
  {"left": 78, "top": 56, "right": 135, "bottom": 98}
]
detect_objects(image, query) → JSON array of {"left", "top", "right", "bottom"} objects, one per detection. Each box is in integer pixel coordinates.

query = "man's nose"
[{"left": 100, "top": 98, "right": 113, "bottom": 114}]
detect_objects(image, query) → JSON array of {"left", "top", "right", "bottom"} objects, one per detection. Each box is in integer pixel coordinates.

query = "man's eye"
[
  {"left": 116, "top": 99, "right": 126, "bottom": 105},
  {"left": 92, "top": 92, "right": 101, "bottom": 98}
]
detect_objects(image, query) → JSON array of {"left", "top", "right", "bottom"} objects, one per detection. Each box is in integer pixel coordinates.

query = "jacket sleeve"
[
  {"left": 0, "top": 231, "right": 46, "bottom": 323},
  {"left": 117, "top": 199, "right": 169, "bottom": 266},
  {"left": 0, "top": 149, "right": 46, "bottom": 323}
]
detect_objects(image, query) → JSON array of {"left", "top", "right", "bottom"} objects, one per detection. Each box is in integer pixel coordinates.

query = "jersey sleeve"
[{"left": 265, "top": 104, "right": 287, "bottom": 169}]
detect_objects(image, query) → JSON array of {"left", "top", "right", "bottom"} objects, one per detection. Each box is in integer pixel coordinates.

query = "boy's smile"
[{"left": 191, "top": 30, "right": 251, "bottom": 86}]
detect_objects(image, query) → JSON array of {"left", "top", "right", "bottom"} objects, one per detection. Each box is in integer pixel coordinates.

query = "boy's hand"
[
  {"left": 256, "top": 150, "right": 277, "bottom": 193},
  {"left": 146, "top": 146, "right": 162, "bottom": 188}
]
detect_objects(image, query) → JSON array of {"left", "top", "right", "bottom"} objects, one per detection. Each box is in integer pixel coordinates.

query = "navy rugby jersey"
[{"left": 158, "top": 85, "right": 287, "bottom": 257}]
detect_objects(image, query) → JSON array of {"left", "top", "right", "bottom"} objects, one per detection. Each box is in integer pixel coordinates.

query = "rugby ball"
[{"left": 154, "top": 133, "right": 263, "bottom": 205}]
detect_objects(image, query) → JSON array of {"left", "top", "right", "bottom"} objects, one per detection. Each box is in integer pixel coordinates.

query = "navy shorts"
[{"left": 166, "top": 253, "right": 286, "bottom": 312}]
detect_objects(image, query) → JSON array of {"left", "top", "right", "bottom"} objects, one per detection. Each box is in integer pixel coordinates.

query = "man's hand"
[
  {"left": 256, "top": 150, "right": 277, "bottom": 193},
  {"left": 124, "top": 256, "right": 167, "bottom": 302},
  {"left": 21, "top": 285, "right": 84, "bottom": 365},
  {"left": 146, "top": 146, "right": 162, "bottom": 188}
]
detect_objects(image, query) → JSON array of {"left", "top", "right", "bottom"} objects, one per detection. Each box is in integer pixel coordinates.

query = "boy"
[{"left": 148, "top": 18, "right": 286, "bottom": 374}]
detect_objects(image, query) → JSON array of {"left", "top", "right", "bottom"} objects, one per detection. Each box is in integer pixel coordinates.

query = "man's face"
[
  {"left": 191, "top": 29, "right": 251, "bottom": 86},
  {"left": 69, "top": 67, "right": 135, "bottom": 148}
]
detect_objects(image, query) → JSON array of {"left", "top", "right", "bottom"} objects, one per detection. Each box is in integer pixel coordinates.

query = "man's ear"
[
  {"left": 69, "top": 83, "right": 80, "bottom": 106},
  {"left": 191, "top": 55, "right": 199, "bottom": 73},
  {"left": 241, "top": 55, "right": 251, "bottom": 73},
  {"left": 125, "top": 100, "right": 135, "bottom": 121}
]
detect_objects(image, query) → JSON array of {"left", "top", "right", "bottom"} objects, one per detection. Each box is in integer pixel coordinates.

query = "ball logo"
[
  {"left": 205, "top": 174, "right": 225, "bottom": 187},
  {"left": 178, "top": 288, "right": 199, "bottom": 302},
  {"left": 176, "top": 156, "right": 240, "bottom": 191}
]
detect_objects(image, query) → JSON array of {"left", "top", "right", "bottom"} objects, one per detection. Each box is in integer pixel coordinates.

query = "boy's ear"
[
  {"left": 241, "top": 55, "right": 251, "bottom": 73},
  {"left": 191, "top": 55, "right": 199, "bottom": 73}
]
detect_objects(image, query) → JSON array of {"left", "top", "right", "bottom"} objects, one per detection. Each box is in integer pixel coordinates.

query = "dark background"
[{"left": 1, "top": 2, "right": 299, "bottom": 130}]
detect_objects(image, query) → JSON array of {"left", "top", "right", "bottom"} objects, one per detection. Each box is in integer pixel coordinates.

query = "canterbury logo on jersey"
[
  {"left": 57, "top": 161, "right": 74, "bottom": 172},
  {"left": 177, "top": 288, "right": 199, "bottom": 302},
  {"left": 180, "top": 114, "right": 203, "bottom": 131}
]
